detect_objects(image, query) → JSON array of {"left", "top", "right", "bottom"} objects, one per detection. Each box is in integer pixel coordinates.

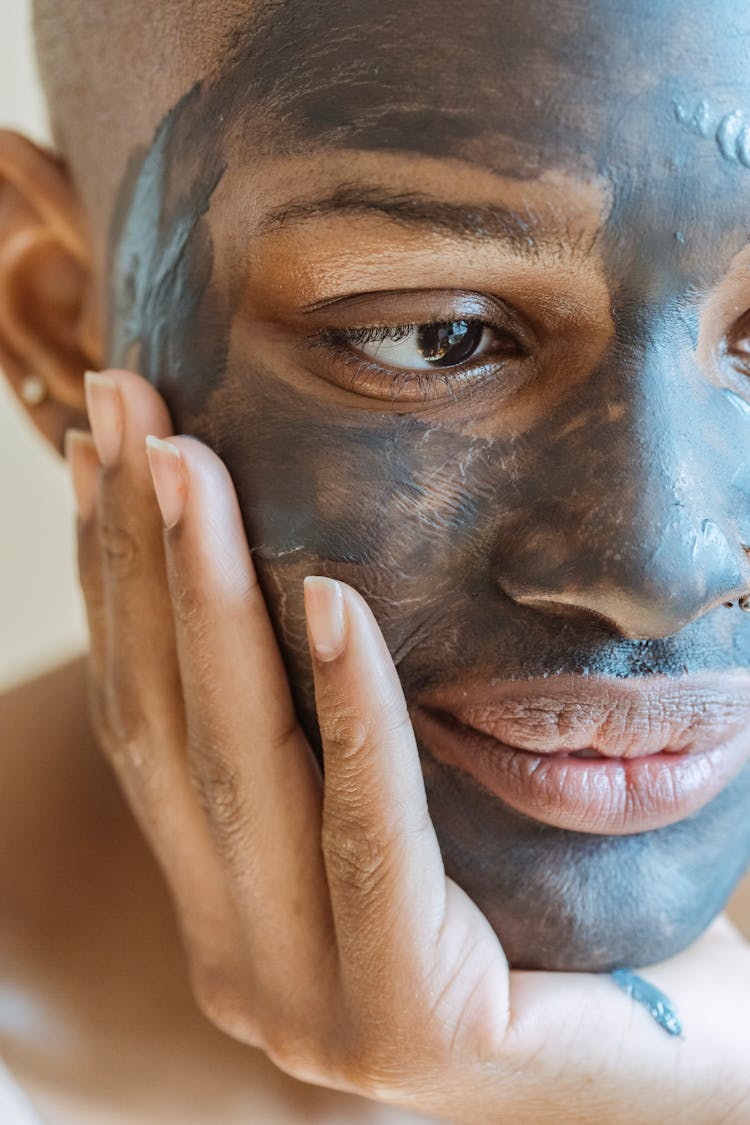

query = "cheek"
[
  {"left": 181, "top": 356, "right": 530, "bottom": 704},
  {"left": 199, "top": 355, "right": 513, "bottom": 576}
]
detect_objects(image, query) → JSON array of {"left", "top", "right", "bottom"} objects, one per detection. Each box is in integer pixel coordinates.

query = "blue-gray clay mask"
[{"left": 108, "top": 0, "right": 750, "bottom": 971}]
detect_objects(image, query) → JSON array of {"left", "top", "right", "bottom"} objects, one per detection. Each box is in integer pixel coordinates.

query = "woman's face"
[{"left": 109, "top": 0, "right": 750, "bottom": 970}]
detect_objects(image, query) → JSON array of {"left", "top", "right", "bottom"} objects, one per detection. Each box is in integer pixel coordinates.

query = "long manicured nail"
[
  {"left": 304, "top": 576, "right": 348, "bottom": 661},
  {"left": 64, "top": 428, "right": 98, "bottom": 522},
  {"left": 145, "top": 435, "right": 187, "bottom": 529},
  {"left": 84, "top": 370, "right": 124, "bottom": 468}
]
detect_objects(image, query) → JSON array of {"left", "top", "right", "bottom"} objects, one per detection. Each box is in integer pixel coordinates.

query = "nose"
[{"left": 496, "top": 351, "right": 750, "bottom": 640}]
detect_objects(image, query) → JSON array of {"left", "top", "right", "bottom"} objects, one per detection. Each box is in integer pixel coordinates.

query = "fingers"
[
  {"left": 84, "top": 369, "right": 180, "bottom": 755},
  {"left": 65, "top": 427, "right": 104, "bottom": 668},
  {"left": 146, "top": 434, "right": 334, "bottom": 1000},
  {"left": 72, "top": 370, "right": 240, "bottom": 968},
  {"left": 63, "top": 406, "right": 750, "bottom": 1118},
  {"left": 305, "top": 579, "right": 451, "bottom": 1005}
]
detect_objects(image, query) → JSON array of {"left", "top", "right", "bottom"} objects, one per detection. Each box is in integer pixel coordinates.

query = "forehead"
[
  {"left": 112, "top": 0, "right": 750, "bottom": 362},
  {"left": 232, "top": 0, "right": 750, "bottom": 166},
  {"left": 193, "top": 0, "right": 750, "bottom": 290}
]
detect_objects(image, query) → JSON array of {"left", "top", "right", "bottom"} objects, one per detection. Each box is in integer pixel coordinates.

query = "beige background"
[{"left": 0, "top": 0, "right": 87, "bottom": 691}]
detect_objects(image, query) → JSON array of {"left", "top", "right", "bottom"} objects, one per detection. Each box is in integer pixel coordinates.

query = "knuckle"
[
  {"left": 107, "top": 691, "right": 149, "bottom": 751},
  {"left": 191, "top": 965, "right": 329, "bottom": 1080},
  {"left": 355, "top": 1068, "right": 402, "bottom": 1102},
  {"left": 190, "top": 961, "right": 259, "bottom": 1045},
  {"left": 261, "top": 1024, "right": 326, "bottom": 1084},
  {"left": 169, "top": 576, "right": 205, "bottom": 629},
  {"left": 318, "top": 697, "right": 371, "bottom": 757},
  {"left": 98, "top": 518, "right": 140, "bottom": 580},
  {"left": 317, "top": 690, "right": 412, "bottom": 761},
  {"left": 322, "top": 808, "right": 396, "bottom": 900},
  {"left": 101, "top": 711, "right": 153, "bottom": 779},
  {"left": 259, "top": 1000, "right": 353, "bottom": 1089},
  {"left": 188, "top": 746, "right": 248, "bottom": 850},
  {"left": 87, "top": 672, "right": 155, "bottom": 778},
  {"left": 335, "top": 1041, "right": 411, "bottom": 1101}
]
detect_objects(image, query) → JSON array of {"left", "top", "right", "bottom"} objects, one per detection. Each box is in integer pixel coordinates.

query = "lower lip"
[{"left": 413, "top": 707, "right": 750, "bottom": 835}]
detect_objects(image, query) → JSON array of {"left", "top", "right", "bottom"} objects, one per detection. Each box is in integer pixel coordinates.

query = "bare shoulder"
[
  {"left": 0, "top": 657, "right": 101, "bottom": 801},
  {"left": 0, "top": 657, "right": 115, "bottom": 887},
  {"left": 0, "top": 664, "right": 426, "bottom": 1125},
  {"left": 0, "top": 656, "right": 91, "bottom": 749}
]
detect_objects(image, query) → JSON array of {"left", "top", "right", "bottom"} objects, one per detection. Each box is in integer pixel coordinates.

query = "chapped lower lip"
[{"left": 412, "top": 706, "right": 750, "bottom": 835}]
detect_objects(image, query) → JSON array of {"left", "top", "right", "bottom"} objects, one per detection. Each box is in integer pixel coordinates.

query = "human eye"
[
  {"left": 331, "top": 319, "right": 504, "bottom": 369},
  {"left": 304, "top": 291, "right": 531, "bottom": 403}
]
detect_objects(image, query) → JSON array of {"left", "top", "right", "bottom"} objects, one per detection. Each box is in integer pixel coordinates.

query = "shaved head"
[{"left": 32, "top": 1, "right": 250, "bottom": 252}]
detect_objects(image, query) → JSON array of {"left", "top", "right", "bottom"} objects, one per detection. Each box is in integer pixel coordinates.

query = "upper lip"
[{"left": 414, "top": 672, "right": 750, "bottom": 758}]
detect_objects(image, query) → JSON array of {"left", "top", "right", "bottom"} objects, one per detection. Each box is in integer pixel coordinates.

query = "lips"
[{"left": 412, "top": 673, "right": 750, "bottom": 834}]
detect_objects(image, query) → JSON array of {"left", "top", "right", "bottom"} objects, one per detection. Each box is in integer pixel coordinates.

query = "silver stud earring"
[{"left": 19, "top": 374, "right": 48, "bottom": 407}]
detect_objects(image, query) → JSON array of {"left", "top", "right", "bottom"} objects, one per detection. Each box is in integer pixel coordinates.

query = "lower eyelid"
[
  {"left": 320, "top": 344, "right": 507, "bottom": 398},
  {"left": 300, "top": 319, "right": 530, "bottom": 404}
]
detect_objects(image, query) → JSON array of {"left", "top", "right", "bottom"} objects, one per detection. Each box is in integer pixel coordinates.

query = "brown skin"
[
  {"left": 1, "top": 621, "right": 747, "bottom": 1122},
  {"left": 102, "top": 0, "right": 750, "bottom": 970},
  {"left": 0, "top": 660, "right": 425, "bottom": 1124},
  {"left": 2, "top": 0, "right": 750, "bottom": 1116}
]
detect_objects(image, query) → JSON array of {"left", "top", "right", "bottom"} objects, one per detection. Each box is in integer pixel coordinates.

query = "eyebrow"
[{"left": 261, "top": 183, "right": 576, "bottom": 257}]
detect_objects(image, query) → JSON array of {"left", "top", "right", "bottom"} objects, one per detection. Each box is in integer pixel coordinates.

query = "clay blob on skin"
[{"left": 109, "top": 0, "right": 750, "bottom": 972}]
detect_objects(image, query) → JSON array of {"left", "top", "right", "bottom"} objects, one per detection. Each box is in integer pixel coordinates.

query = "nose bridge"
[{"left": 498, "top": 321, "right": 748, "bottom": 639}]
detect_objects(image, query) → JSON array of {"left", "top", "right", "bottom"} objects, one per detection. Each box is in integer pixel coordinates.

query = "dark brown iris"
[{"left": 417, "top": 320, "right": 483, "bottom": 366}]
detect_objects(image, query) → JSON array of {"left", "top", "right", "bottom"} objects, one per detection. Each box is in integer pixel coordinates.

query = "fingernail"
[
  {"left": 145, "top": 435, "right": 187, "bottom": 529},
  {"left": 64, "top": 428, "right": 98, "bottom": 522},
  {"left": 84, "top": 370, "right": 124, "bottom": 468},
  {"left": 304, "top": 577, "right": 348, "bottom": 662}
]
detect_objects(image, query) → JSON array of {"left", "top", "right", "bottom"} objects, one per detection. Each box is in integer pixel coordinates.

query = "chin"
[
  {"left": 422, "top": 751, "right": 750, "bottom": 972},
  {"left": 474, "top": 885, "right": 717, "bottom": 972},
  {"left": 273, "top": 579, "right": 750, "bottom": 973}
]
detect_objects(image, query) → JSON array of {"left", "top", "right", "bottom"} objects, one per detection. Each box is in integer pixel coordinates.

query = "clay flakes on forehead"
[{"left": 214, "top": 0, "right": 750, "bottom": 167}]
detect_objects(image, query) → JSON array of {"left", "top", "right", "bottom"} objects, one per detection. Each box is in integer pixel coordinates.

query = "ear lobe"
[{"left": 0, "top": 130, "right": 102, "bottom": 453}]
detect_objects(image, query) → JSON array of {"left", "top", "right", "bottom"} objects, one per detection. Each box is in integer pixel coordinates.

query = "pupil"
[{"left": 417, "top": 320, "right": 481, "bottom": 367}]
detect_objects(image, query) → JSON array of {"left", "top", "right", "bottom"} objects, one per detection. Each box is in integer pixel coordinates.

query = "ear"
[{"left": 0, "top": 130, "right": 103, "bottom": 454}]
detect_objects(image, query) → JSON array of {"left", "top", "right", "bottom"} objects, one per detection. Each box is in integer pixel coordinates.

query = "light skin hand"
[{"left": 66, "top": 368, "right": 750, "bottom": 1125}]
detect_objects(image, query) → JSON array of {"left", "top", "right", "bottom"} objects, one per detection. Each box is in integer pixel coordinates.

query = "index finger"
[{"left": 306, "top": 578, "right": 507, "bottom": 1031}]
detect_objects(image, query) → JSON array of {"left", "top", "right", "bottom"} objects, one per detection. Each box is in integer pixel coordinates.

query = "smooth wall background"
[{"left": 0, "top": 0, "right": 87, "bottom": 691}]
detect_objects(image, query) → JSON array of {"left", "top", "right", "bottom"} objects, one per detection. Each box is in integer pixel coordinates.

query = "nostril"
[
  {"left": 506, "top": 592, "right": 626, "bottom": 636},
  {"left": 495, "top": 512, "right": 750, "bottom": 639},
  {"left": 503, "top": 585, "right": 749, "bottom": 641}
]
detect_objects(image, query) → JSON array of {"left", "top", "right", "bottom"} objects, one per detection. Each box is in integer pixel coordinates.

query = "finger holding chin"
[
  {"left": 305, "top": 586, "right": 750, "bottom": 1123},
  {"left": 305, "top": 577, "right": 509, "bottom": 1074}
]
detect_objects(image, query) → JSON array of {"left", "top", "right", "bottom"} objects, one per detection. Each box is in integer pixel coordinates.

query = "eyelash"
[
  {"left": 326, "top": 324, "right": 419, "bottom": 347},
  {"left": 310, "top": 318, "right": 523, "bottom": 400}
]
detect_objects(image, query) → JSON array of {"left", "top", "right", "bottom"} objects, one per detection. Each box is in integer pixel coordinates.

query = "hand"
[{"left": 66, "top": 368, "right": 750, "bottom": 1125}]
